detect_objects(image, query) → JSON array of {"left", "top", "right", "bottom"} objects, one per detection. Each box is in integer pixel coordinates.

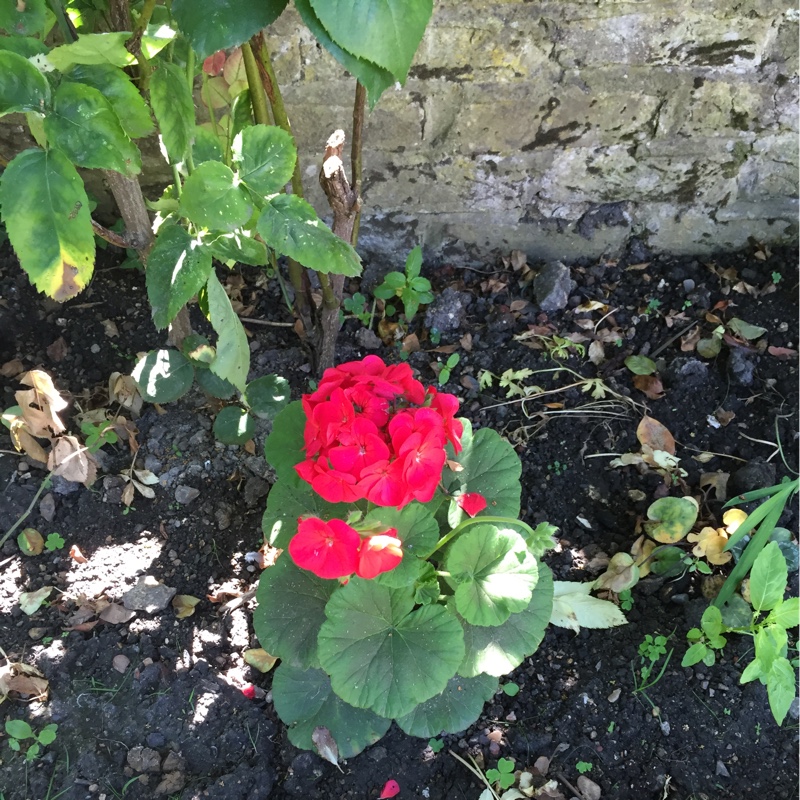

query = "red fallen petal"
[
  {"left": 241, "top": 684, "right": 256, "bottom": 700},
  {"left": 457, "top": 492, "right": 487, "bottom": 517},
  {"left": 379, "top": 779, "right": 401, "bottom": 799},
  {"left": 202, "top": 51, "right": 226, "bottom": 76}
]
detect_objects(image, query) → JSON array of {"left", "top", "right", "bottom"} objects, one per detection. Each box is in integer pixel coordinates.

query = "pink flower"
[{"left": 457, "top": 492, "right": 487, "bottom": 517}]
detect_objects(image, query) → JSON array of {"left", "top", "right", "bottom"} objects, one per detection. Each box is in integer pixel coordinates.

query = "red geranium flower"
[
  {"left": 288, "top": 517, "right": 360, "bottom": 578},
  {"left": 457, "top": 492, "right": 487, "bottom": 517},
  {"left": 357, "top": 533, "right": 403, "bottom": 579}
]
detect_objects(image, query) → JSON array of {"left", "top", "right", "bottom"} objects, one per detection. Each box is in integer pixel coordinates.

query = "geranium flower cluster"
[{"left": 295, "top": 355, "right": 463, "bottom": 508}]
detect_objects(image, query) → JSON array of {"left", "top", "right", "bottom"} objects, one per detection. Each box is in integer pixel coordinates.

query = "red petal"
[
  {"left": 241, "top": 684, "right": 256, "bottom": 700},
  {"left": 379, "top": 779, "right": 401, "bottom": 799},
  {"left": 457, "top": 492, "right": 487, "bottom": 517},
  {"left": 357, "top": 534, "right": 403, "bottom": 580}
]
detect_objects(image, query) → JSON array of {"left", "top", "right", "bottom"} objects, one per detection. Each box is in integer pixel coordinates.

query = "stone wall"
[{"left": 266, "top": 0, "right": 799, "bottom": 265}]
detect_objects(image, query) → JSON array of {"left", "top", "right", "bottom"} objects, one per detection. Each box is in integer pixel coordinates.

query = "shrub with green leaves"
[{"left": 374, "top": 246, "right": 435, "bottom": 322}]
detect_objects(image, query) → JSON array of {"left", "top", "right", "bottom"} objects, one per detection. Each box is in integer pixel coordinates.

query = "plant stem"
[
  {"left": 46, "top": 0, "right": 76, "bottom": 42},
  {"left": 350, "top": 81, "right": 366, "bottom": 246},
  {"left": 0, "top": 475, "right": 53, "bottom": 550},
  {"left": 129, "top": 0, "right": 157, "bottom": 90},
  {"left": 425, "top": 516, "right": 538, "bottom": 558},
  {"left": 241, "top": 41, "right": 270, "bottom": 126},
  {"left": 184, "top": 48, "right": 196, "bottom": 173}
]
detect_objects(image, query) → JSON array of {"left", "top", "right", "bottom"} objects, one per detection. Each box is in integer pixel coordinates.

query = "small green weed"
[
  {"left": 576, "top": 761, "right": 593, "bottom": 774},
  {"left": 373, "top": 246, "right": 434, "bottom": 322},
  {"left": 438, "top": 353, "right": 460, "bottom": 385},
  {"left": 486, "top": 757, "right": 516, "bottom": 790},
  {"left": 502, "top": 681, "right": 520, "bottom": 697},
  {"left": 547, "top": 460, "right": 568, "bottom": 477},
  {"left": 45, "top": 532, "right": 65, "bottom": 551},
  {"left": 618, "top": 589, "right": 634, "bottom": 611},
  {"left": 5, "top": 719, "right": 58, "bottom": 762},
  {"left": 428, "top": 737, "right": 444, "bottom": 753},
  {"left": 80, "top": 420, "right": 119, "bottom": 453}
]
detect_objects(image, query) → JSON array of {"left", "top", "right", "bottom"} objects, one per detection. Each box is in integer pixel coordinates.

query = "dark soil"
[{"left": 1, "top": 240, "right": 798, "bottom": 800}]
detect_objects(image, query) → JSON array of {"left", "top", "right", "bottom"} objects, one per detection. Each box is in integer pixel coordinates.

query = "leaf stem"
[
  {"left": 424, "top": 516, "right": 537, "bottom": 559},
  {"left": 241, "top": 41, "right": 270, "bottom": 127}
]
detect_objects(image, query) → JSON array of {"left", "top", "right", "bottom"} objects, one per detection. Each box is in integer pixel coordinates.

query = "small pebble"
[
  {"left": 17, "top": 461, "right": 29, "bottom": 472},
  {"left": 90, "top": 344, "right": 100, "bottom": 354}
]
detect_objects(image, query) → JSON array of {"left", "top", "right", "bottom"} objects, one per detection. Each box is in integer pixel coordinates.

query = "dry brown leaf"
[
  {"left": 1, "top": 359, "right": 25, "bottom": 378},
  {"left": 715, "top": 409, "right": 735, "bottom": 426},
  {"left": 429, "top": 344, "right": 459, "bottom": 354},
  {"left": 700, "top": 472, "right": 730, "bottom": 501},
  {"left": 69, "top": 544, "right": 88, "bottom": 563},
  {"left": 121, "top": 481, "right": 135, "bottom": 507},
  {"left": 768, "top": 346, "right": 799, "bottom": 359},
  {"left": 65, "top": 620, "right": 100, "bottom": 633},
  {"left": 14, "top": 427, "right": 48, "bottom": 463},
  {"left": 402, "top": 333, "right": 420, "bottom": 353},
  {"left": 244, "top": 440, "right": 256, "bottom": 454},
  {"left": 509, "top": 299, "right": 530, "bottom": 312},
  {"left": 636, "top": 416, "right": 676, "bottom": 455},
  {"left": 626, "top": 262, "right": 650, "bottom": 270},
  {"left": 15, "top": 370, "right": 68, "bottom": 437},
  {"left": 172, "top": 595, "right": 201, "bottom": 619},
  {"left": 633, "top": 374, "right": 665, "bottom": 399},
  {"left": 588, "top": 340, "right": 605, "bottom": 365},
  {"left": 68, "top": 604, "right": 96, "bottom": 625},
  {"left": 48, "top": 435, "right": 97, "bottom": 486},
  {"left": 311, "top": 726, "right": 342, "bottom": 771},
  {"left": 459, "top": 333, "right": 472, "bottom": 352},
  {"left": 243, "top": 648, "right": 278, "bottom": 673},
  {"left": 681, "top": 326, "right": 701, "bottom": 352},
  {"left": 46, "top": 337, "right": 69, "bottom": 362},
  {"left": 99, "top": 603, "right": 136, "bottom": 624},
  {"left": 101, "top": 319, "right": 119, "bottom": 338},
  {"left": 109, "top": 373, "right": 143, "bottom": 414}
]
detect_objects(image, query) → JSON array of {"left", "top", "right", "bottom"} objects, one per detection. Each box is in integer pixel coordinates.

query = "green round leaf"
[
  {"left": 263, "top": 401, "right": 306, "bottom": 480},
  {"left": 150, "top": 62, "right": 195, "bottom": 165},
  {"left": 396, "top": 673, "right": 497, "bottom": 738},
  {"left": 445, "top": 525, "right": 539, "bottom": 627},
  {"left": 0, "top": 36, "right": 50, "bottom": 58},
  {"left": 131, "top": 349, "right": 194, "bottom": 404},
  {"left": 318, "top": 579, "right": 465, "bottom": 719},
  {"left": 254, "top": 555, "right": 337, "bottom": 669},
  {"left": 644, "top": 496, "right": 699, "bottom": 543},
  {"left": 37, "top": 724, "right": 57, "bottom": 746},
  {"left": 213, "top": 405, "right": 255, "bottom": 445},
  {"left": 0, "top": 0, "right": 46, "bottom": 36},
  {"left": 293, "top": 0, "right": 393, "bottom": 108},
  {"left": 192, "top": 126, "right": 224, "bottom": 165},
  {"left": 64, "top": 64, "right": 154, "bottom": 139},
  {"left": 261, "top": 479, "right": 348, "bottom": 549},
  {"left": 181, "top": 334, "right": 216, "bottom": 366},
  {"left": 457, "top": 563, "right": 554, "bottom": 678},
  {"left": 146, "top": 225, "right": 213, "bottom": 330},
  {"left": 233, "top": 124, "right": 297, "bottom": 196},
  {"left": 209, "top": 231, "right": 268, "bottom": 267},
  {"left": 44, "top": 82, "right": 142, "bottom": 176},
  {"left": 244, "top": 375, "right": 290, "bottom": 419},
  {"left": 0, "top": 51, "right": 50, "bottom": 115},
  {"left": 696, "top": 336, "right": 722, "bottom": 359},
  {"left": 719, "top": 594, "right": 751, "bottom": 628},
  {"left": 172, "top": 0, "right": 288, "bottom": 59},
  {"left": 366, "top": 503, "right": 440, "bottom": 589},
  {"left": 5, "top": 720, "right": 34, "bottom": 740},
  {"left": 17, "top": 528, "right": 44, "bottom": 556},
  {"left": 180, "top": 161, "right": 253, "bottom": 232},
  {"left": 309, "top": 0, "right": 432, "bottom": 81},
  {"left": 445, "top": 420, "right": 521, "bottom": 526},
  {"left": 47, "top": 33, "right": 135, "bottom": 70},
  {"left": 272, "top": 664, "right": 391, "bottom": 759},
  {"left": 625, "top": 355, "right": 657, "bottom": 375},
  {"left": 0, "top": 148, "right": 95, "bottom": 301},
  {"left": 196, "top": 367, "right": 237, "bottom": 400},
  {"left": 257, "top": 194, "right": 361, "bottom": 277}
]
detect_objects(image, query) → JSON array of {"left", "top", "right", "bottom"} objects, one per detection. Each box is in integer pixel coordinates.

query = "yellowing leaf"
[
  {"left": 637, "top": 416, "right": 675, "bottom": 455},
  {"left": 17, "top": 528, "right": 44, "bottom": 556},
  {"left": 243, "top": 648, "right": 278, "bottom": 673},
  {"left": 15, "top": 369, "right": 68, "bottom": 436},
  {"left": 172, "top": 594, "right": 201, "bottom": 619},
  {"left": 723, "top": 508, "right": 748, "bottom": 535},
  {"left": 687, "top": 527, "right": 731, "bottom": 565},
  {"left": 20, "top": 587, "right": 52, "bottom": 615}
]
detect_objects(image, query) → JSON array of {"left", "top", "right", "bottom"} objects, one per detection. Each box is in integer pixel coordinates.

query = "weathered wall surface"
[
  {"left": 266, "top": 0, "right": 799, "bottom": 264},
  {"left": 1, "top": 0, "right": 795, "bottom": 267}
]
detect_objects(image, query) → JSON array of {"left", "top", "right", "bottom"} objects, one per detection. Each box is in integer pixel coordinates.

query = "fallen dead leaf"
[
  {"left": 1, "top": 359, "right": 24, "bottom": 378},
  {"left": 768, "top": 346, "right": 798, "bottom": 359},
  {"left": 243, "top": 648, "right": 278, "bottom": 673},
  {"left": 637, "top": 416, "right": 676, "bottom": 455},
  {"left": 15, "top": 370, "right": 68, "bottom": 437},
  {"left": 633, "top": 374, "right": 665, "bottom": 400},
  {"left": 20, "top": 587, "right": 53, "bottom": 615},
  {"left": 49, "top": 435, "right": 97, "bottom": 486},
  {"left": 459, "top": 333, "right": 472, "bottom": 352},
  {"left": 99, "top": 603, "right": 136, "bottom": 624},
  {"left": 101, "top": 319, "right": 119, "bottom": 338},
  {"left": 402, "top": 333, "right": 420, "bottom": 353},
  {"left": 681, "top": 326, "right": 701, "bottom": 352},
  {"left": 715, "top": 409, "right": 736, "bottom": 426},
  {"left": 588, "top": 340, "right": 605, "bottom": 365},
  {"left": 172, "top": 594, "right": 201, "bottom": 619},
  {"left": 46, "top": 337, "right": 69, "bottom": 362},
  {"left": 69, "top": 544, "right": 88, "bottom": 563},
  {"left": 700, "top": 472, "right": 730, "bottom": 501},
  {"left": 312, "top": 726, "right": 343, "bottom": 772},
  {"left": 0, "top": 659, "right": 49, "bottom": 703}
]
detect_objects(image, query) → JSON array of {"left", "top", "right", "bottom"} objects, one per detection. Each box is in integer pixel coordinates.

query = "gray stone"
[
  {"left": 728, "top": 460, "right": 776, "bottom": 496},
  {"left": 127, "top": 746, "right": 161, "bottom": 773},
  {"left": 174, "top": 485, "right": 200, "bottom": 505},
  {"left": 666, "top": 357, "right": 709, "bottom": 387},
  {"left": 728, "top": 348, "right": 757, "bottom": 387},
  {"left": 51, "top": 475, "right": 81, "bottom": 495},
  {"left": 215, "top": 505, "right": 232, "bottom": 531},
  {"left": 789, "top": 697, "right": 800, "bottom": 721},
  {"left": 122, "top": 576, "right": 177, "bottom": 613},
  {"left": 39, "top": 492, "right": 56, "bottom": 523},
  {"left": 355, "top": 327, "right": 383, "bottom": 350},
  {"left": 424, "top": 287, "right": 470, "bottom": 333},
  {"left": 534, "top": 261, "right": 576, "bottom": 312},
  {"left": 715, "top": 760, "right": 731, "bottom": 778},
  {"left": 162, "top": 751, "right": 185, "bottom": 772},
  {"left": 144, "top": 455, "right": 162, "bottom": 474},
  {"left": 243, "top": 477, "right": 269, "bottom": 507}
]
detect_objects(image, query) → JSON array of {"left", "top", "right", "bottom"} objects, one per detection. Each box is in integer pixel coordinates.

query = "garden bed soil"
[{"left": 1, "top": 239, "right": 798, "bottom": 800}]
